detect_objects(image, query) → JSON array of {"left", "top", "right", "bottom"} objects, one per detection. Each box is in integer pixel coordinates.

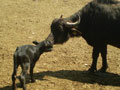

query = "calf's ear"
[{"left": 32, "top": 40, "right": 39, "bottom": 45}]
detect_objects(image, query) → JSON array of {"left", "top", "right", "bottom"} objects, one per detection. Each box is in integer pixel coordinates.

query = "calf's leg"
[
  {"left": 30, "top": 62, "right": 36, "bottom": 82},
  {"left": 19, "top": 63, "right": 29, "bottom": 90},
  {"left": 12, "top": 55, "right": 19, "bottom": 90},
  {"left": 12, "top": 64, "right": 19, "bottom": 90}
]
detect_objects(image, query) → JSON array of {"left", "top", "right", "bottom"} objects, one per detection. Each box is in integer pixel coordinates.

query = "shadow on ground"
[
  {"left": 1, "top": 70, "right": 120, "bottom": 90},
  {"left": 34, "top": 70, "right": 120, "bottom": 86}
]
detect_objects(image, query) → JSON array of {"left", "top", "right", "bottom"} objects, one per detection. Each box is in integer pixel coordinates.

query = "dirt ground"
[{"left": 0, "top": 0, "right": 120, "bottom": 90}]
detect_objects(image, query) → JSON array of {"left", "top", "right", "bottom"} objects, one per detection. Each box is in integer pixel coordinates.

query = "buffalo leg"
[
  {"left": 99, "top": 45, "right": 108, "bottom": 72},
  {"left": 88, "top": 46, "right": 100, "bottom": 72}
]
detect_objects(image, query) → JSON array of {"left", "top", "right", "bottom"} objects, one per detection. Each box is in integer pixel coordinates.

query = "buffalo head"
[
  {"left": 50, "top": 15, "right": 82, "bottom": 44},
  {"left": 33, "top": 15, "right": 81, "bottom": 47}
]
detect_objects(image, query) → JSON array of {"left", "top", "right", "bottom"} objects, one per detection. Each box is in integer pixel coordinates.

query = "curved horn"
[
  {"left": 60, "top": 15, "right": 63, "bottom": 19},
  {"left": 65, "top": 15, "right": 80, "bottom": 27}
]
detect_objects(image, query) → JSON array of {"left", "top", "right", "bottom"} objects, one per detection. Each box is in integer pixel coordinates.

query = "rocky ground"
[{"left": 0, "top": 0, "right": 120, "bottom": 90}]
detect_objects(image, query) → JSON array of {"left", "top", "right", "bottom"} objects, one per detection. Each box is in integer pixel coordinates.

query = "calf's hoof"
[
  {"left": 12, "top": 86, "right": 16, "bottom": 90},
  {"left": 31, "top": 79, "right": 36, "bottom": 83}
]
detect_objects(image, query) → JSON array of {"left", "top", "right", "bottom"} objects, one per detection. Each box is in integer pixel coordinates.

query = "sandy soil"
[{"left": 0, "top": 0, "right": 120, "bottom": 90}]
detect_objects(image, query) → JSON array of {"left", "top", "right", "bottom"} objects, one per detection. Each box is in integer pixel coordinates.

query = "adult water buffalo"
[{"left": 34, "top": 0, "right": 120, "bottom": 73}]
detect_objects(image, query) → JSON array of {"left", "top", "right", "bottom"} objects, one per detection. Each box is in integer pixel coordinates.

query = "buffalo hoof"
[
  {"left": 98, "top": 66, "right": 108, "bottom": 73},
  {"left": 88, "top": 68, "right": 97, "bottom": 73},
  {"left": 98, "top": 68, "right": 107, "bottom": 73}
]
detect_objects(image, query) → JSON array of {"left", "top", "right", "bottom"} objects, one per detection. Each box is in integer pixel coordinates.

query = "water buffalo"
[{"left": 34, "top": 0, "right": 120, "bottom": 73}]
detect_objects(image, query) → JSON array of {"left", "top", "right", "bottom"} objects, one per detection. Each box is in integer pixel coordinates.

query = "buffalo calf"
[{"left": 12, "top": 40, "right": 52, "bottom": 90}]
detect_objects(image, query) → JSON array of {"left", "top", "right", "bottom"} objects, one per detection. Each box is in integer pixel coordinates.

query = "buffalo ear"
[
  {"left": 60, "top": 15, "right": 63, "bottom": 19},
  {"left": 69, "top": 28, "right": 82, "bottom": 37}
]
